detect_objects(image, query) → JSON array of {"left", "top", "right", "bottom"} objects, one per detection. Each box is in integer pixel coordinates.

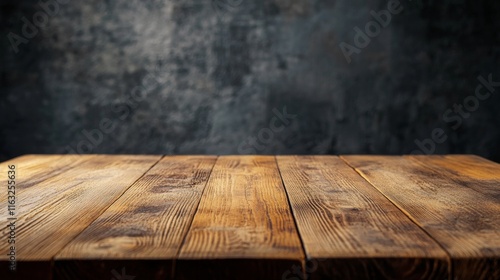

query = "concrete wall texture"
[{"left": 1, "top": 0, "right": 500, "bottom": 161}]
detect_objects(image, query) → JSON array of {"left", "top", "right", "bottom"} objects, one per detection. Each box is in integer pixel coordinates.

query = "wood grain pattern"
[
  {"left": 177, "top": 156, "right": 304, "bottom": 280},
  {"left": 342, "top": 155, "right": 500, "bottom": 280},
  {"left": 54, "top": 156, "right": 217, "bottom": 280},
  {"left": 0, "top": 155, "right": 96, "bottom": 227},
  {"left": 1, "top": 155, "right": 95, "bottom": 191},
  {"left": 409, "top": 155, "right": 500, "bottom": 279},
  {"left": 410, "top": 155, "right": 500, "bottom": 198},
  {"left": 0, "top": 154, "right": 95, "bottom": 280},
  {"left": 277, "top": 156, "right": 449, "bottom": 279},
  {"left": 0, "top": 155, "right": 161, "bottom": 280},
  {"left": 0, "top": 154, "right": 498, "bottom": 279}
]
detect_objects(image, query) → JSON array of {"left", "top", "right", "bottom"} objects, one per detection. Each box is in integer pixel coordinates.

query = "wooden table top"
[{"left": 1, "top": 155, "right": 499, "bottom": 280}]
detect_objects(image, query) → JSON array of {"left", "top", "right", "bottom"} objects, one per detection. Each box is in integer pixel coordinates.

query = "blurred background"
[{"left": 1, "top": 0, "right": 499, "bottom": 162}]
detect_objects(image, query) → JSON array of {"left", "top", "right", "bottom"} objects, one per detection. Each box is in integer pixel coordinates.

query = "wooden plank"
[
  {"left": 277, "top": 156, "right": 449, "bottom": 279},
  {"left": 0, "top": 154, "right": 95, "bottom": 192},
  {"left": 177, "top": 156, "right": 305, "bottom": 280},
  {"left": 55, "top": 156, "right": 217, "bottom": 280},
  {"left": 409, "top": 155, "right": 500, "bottom": 198},
  {"left": 342, "top": 155, "right": 500, "bottom": 280},
  {"left": 0, "top": 154, "right": 62, "bottom": 170},
  {"left": 0, "top": 155, "right": 97, "bottom": 231},
  {"left": 0, "top": 155, "right": 161, "bottom": 280},
  {"left": 0, "top": 154, "right": 95, "bottom": 280}
]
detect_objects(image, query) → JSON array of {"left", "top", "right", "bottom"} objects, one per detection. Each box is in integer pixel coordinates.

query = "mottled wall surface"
[{"left": 1, "top": 0, "right": 500, "bottom": 161}]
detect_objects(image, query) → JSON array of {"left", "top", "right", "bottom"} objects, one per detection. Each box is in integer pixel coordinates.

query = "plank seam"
[
  {"left": 15, "top": 154, "right": 95, "bottom": 279},
  {"left": 339, "top": 155, "right": 454, "bottom": 280},
  {"left": 49, "top": 155, "right": 165, "bottom": 271},
  {"left": 171, "top": 155, "right": 219, "bottom": 280},
  {"left": 14, "top": 155, "right": 99, "bottom": 280},
  {"left": 274, "top": 155, "right": 307, "bottom": 280}
]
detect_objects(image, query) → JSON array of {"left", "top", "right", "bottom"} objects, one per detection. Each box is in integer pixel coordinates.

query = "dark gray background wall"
[{"left": 1, "top": 0, "right": 500, "bottom": 162}]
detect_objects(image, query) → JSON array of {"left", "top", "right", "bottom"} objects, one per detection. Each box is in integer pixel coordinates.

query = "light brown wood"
[
  {"left": 0, "top": 155, "right": 95, "bottom": 214},
  {"left": 1, "top": 154, "right": 499, "bottom": 279},
  {"left": 277, "top": 155, "right": 449, "bottom": 279},
  {"left": 0, "top": 154, "right": 95, "bottom": 280},
  {"left": 0, "top": 154, "right": 94, "bottom": 191},
  {"left": 0, "top": 155, "right": 161, "bottom": 280},
  {"left": 0, "top": 154, "right": 98, "bottom": 241},
  {"left": 410, "top": 155, "right": 500, "bottom": 198},
  {"left": 177, "top": 156, "right": 304, "bottom": 280},
  {"left": 342, "top": 155, "right": 500, "bottom": 280},
  {"left": 54, "top": 156, "right": 217, "bottom": 280}
]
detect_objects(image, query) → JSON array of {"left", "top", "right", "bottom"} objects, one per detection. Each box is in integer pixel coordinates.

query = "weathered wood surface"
[
  {"left": 177, "top": 156, "right": 305, "bottom": 280},
  {"left": 343, "top": 155, "right": 500, "bottom": 280},
  {"left": 0, "top": 154, "right": 499, "bottom": 280},
  {"left": 277, "top": 156, "right": 449, "bottom": 279},
  {"left": 0, "top": 155, "right": 162, "bottom": 280},
  {"left": 55, "top": 156, "right": 217, "bottom": 280},
  {"left": 410, "top": 154, "right": 500, "bottom": 198}
]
